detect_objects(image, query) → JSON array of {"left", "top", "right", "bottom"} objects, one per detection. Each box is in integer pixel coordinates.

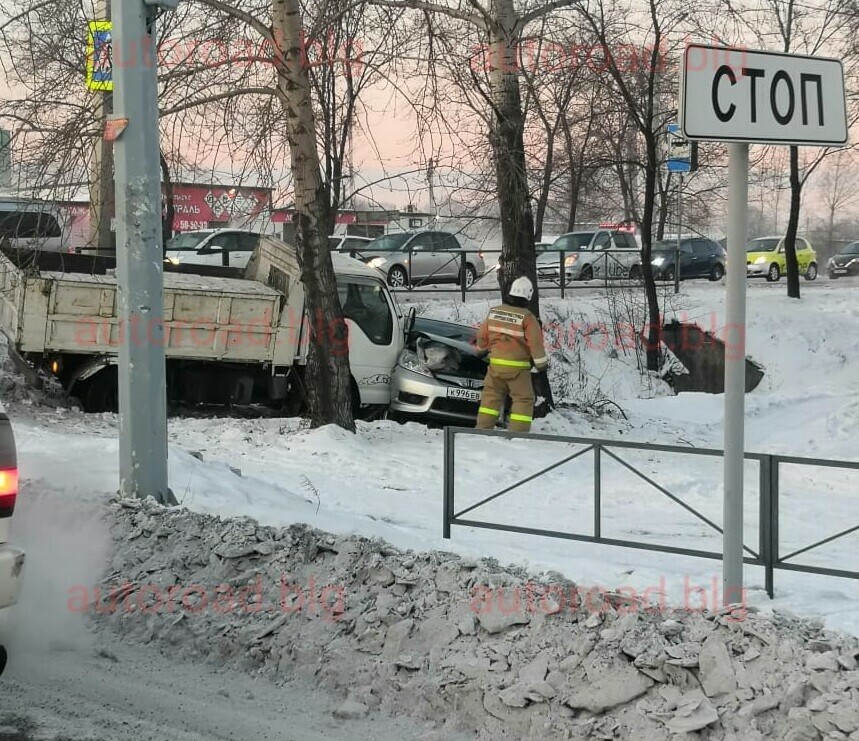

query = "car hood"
[
  {"left": 408, "top": 318, "right": 487, "bottom": 379},
  {"left": 832, "top": 254, "right": 859, "bottom": 265},
  {"left": 745, "top": 251, "right": 776, "bottom": 261}
]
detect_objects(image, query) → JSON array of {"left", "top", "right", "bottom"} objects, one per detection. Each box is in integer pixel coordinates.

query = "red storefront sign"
[{"left": 169, "top": 185, "right": 270, "bottom": 231}]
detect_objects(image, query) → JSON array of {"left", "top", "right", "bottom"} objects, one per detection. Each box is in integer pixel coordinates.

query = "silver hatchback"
[{"left": 358, "top": 231, "right": 486, "bottom": 288}]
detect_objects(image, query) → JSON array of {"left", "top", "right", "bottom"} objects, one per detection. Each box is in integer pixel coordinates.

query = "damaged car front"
[{"left": 389, "top": 317, "right": 488, "bottom": 425}]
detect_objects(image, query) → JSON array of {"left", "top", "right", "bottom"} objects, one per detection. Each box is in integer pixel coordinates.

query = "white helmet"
[{"left": 509, "top": 276, "right": 534, "bottom": 301}]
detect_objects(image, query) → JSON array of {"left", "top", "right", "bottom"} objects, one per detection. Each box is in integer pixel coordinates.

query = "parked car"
[
  {"left": 389, "top": 316, "right": 487, "bottom": 424},
  {"left": 651, "top": 237, "right": 726, "bottom": 281},
  {"left": 165, "top": 229, "right": 261, "bottom": 269},
  {"left": 328, "top": 234, "right": 374, "bottom": 254},
  {"left": 536, "top": 229, "right": 641, "bottom": 283},
  {"left": 359, "top": 231, "right": 486, "bottom": 288},
  {"left": 827, "top": 241, "right": 859, "bottom": 279},
  {"left": 746, "top": 236, "right": 818, "bottom": 281},
  {"left": 0, "top": 196, "right": 65, "bottom": 253},
  {"left": 0, "top": 401, "right": 22, "bottom": 676}
]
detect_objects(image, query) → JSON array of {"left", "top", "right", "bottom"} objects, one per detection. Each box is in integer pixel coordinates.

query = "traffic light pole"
[{"left": 112, "top": 0, "right": 175, "bottom": 503}]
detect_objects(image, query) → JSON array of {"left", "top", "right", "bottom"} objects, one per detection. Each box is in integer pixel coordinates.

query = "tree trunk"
[
  {"left": 159, "top": 152, "right": 174, "bottom": 255},
  {"left": 655, "top": 171, "right": 671, "bottom": 241},
  {"left": 785, "top": 145, "right": 801, "bottom": 299},
  {"left": 488, "top": 0, "right": 538, "bottom": 315},
  {"left": 640, "top": 136, "right": 661, "bottom": 371},
  {"left": 273, "top": 0, "right": 355, "bottom": 430}
]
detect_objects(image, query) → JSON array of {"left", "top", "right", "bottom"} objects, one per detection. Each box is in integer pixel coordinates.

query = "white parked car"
[
  {"left": 536, "top": 229, "right": 641, "bottom": 283},
  {"left": 0, "top": 196, "right": 66, "bottom": 253},
  {"left": 165, "top": 229, "right": 262, "bottom": 269},
  {"left": 0, "top": 401, "right": 23, "bottom": 676}
]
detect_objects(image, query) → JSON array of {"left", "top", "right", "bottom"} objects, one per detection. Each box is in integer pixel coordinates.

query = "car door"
[
  {"left": 200, "top": 232, "right": 239, "bottom": 267},
  {"left": 435, "top": 233, "right": 463, "bottom": 280},
  {"left": 589, "top": 231, "right": 612, "bottom": 278},
  {"left": 796, "top": 238, "right": 811, "bottom": 272},
  {"left": 337, "top": 278, "right": 401, "bottom": 405},
  {"left": 230, "top": 232, "right": 260, "bottom": 268},
  {"left": 406, "top": 232, "right": 442, "bottom": 283},
  {"left": 676, "top": 240, "right": 696, "bottom": 277},
  {"left": 692, "top": 239, "right": 716, "bottom": 277}
]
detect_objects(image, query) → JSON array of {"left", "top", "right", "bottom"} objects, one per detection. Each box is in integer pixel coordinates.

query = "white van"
[{"left": 0, "top": 197, "right": 65, "bottom": 252}]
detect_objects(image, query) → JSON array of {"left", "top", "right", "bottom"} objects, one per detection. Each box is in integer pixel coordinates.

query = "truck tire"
[{"left": 78, "top": 367, "right": 119, "bottom": 413}]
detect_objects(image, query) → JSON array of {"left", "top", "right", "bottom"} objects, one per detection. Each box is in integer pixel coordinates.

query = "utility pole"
[{"left": 112, "top": 0, "right": 177, "bottom": 503}]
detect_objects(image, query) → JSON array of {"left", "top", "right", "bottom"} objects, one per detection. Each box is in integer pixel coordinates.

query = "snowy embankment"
[{"left": 94, "top": 497, "right": 859, "bottom": 741}]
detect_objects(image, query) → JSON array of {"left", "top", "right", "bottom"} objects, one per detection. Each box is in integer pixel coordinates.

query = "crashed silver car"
[{"left": 389, "top": 317, "right": 488, "bottom": 424}]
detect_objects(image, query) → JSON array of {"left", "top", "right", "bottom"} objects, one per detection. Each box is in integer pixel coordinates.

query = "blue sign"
[{"left": 666, "top": 123, "right": 691, "bottom": 173}]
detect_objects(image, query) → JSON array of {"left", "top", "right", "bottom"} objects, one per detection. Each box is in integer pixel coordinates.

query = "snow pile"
[{"left": 97, "top": 498, "right": 859, "bottom": 741}]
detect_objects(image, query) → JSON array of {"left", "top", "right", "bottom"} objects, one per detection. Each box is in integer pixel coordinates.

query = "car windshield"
[
  {"left": 553, "top": 232, "right": 595, "bottom": 251},
  {"left": 747, "top": 238, "right": 779, "bottom": 253},
  {"left": 168, "top": 231, "right": 213, "bottom": 251},
  {"left": 366, "top": 233, "right": 411, "bottom": 251},
  {"left": 838, "top": 242, "right": 859, "bottom": 255}
]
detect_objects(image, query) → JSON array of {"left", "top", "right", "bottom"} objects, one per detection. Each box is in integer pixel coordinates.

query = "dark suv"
[{"left": 651, "top": 237, "right": 726, "bottom": 281}]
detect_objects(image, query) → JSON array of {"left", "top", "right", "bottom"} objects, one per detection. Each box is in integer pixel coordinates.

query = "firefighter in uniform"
[{"left": 475, "top": 276, "right": 548, "bottom": 433}]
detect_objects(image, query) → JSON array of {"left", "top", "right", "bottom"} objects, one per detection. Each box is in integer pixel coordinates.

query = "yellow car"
[{"left": 746, "top": 236, "right": 818, "bottom": 282}]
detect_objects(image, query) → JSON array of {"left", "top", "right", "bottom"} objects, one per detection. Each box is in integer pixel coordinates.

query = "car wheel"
[
  {"left": 709, "top": 263, "right": 725, "bottom": 281},
  {"left": 628, "top": 264, "right": 642, "bottom": 281},
  {"left": 829, "top": 271, "right": 838, "bottom": 280},
  {"left": 387, "top": 265, "right": 408, "bottom": 288},
  {"left": 579, "top": 265, "right": 593, "bottom": 281},
  {"left": 460, "top": 263, "right": 477, "bottom": 288},
  {"left": 664, "top": 265, "right": 676, "bottom": 282},
  {"left": 804, "top": 262, "right": 818, "bottom": 281},
  {"left": 766, "top": 263, "right": 781, "bottom": 282}
]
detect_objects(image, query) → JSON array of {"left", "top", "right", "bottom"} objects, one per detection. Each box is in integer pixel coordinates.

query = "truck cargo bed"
[{"left": 0, "top": 247, "right": 286, "bottom": 362}]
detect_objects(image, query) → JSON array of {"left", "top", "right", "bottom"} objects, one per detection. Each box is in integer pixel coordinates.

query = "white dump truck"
[{"left": 0, "top": 236, "right": 407, "bottom": 413}]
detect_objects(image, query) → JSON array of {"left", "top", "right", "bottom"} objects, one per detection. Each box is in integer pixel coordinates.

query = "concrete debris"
[{"left": 91, "top": 498, "right": 859, "bottom": 741}]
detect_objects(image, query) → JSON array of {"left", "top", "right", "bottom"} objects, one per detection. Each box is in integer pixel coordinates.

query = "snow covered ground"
[{"left": 3, "top": 279, "right": 858, "bottom": 638}]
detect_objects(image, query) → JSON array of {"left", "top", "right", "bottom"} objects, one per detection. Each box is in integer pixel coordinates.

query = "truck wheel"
[
  {"left": 804, "top": 262, "right": 818, "bottom": 281},
  {"left": 78, "top": 367, "right": 119, "bottom": 413},
  {"left": 579, "top": 265, "right": 593, "bottom": 281},
  {"left": 767, "top": 263, "right": 780, "bottom": 282},
  {"left": 387, "top": 265, "right": 408, "bottom": 288}
]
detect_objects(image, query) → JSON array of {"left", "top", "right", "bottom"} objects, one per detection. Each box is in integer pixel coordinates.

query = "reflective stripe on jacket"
[{"left": 476, "top": 303, "right": 548, "bottom": 370}]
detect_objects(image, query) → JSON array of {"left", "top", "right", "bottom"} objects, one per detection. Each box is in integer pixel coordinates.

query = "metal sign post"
[
  {"left": 665, "top": 123, "right": 692, "bottom": 294},
  {"left": 112, "top": 0, "right": 177, "bottom": 503},
  {"left": 680, "top": 44, "right": 847, "bottom": 606}
]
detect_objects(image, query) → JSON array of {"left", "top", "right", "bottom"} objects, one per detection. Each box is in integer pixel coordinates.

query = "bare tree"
[
  {"left": 712, "top": 0, "right": 857, "bottom": 297},
  {"left": 815, "top": 148, "right": 859, "bottom": 253},
  {"left": 575, "top": 0, "right": 687, "bottom": 371}
]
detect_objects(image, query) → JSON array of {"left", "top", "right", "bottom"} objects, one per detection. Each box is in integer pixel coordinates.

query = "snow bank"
[{"left": 97, "top": 498, "right": 859, "bottom": 740}]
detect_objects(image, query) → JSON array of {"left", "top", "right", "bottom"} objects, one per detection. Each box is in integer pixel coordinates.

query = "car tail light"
[{"left": 0, "top": 469, "right": 19, "bottom": 517}]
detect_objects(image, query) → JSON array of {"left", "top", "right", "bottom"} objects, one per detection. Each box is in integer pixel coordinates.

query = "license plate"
[
  {"left": 447, "top": 387, "right": 481, "bottom": 402},
  {"left": 834, "top": 268, "right": 848, "bottom": 274}
]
